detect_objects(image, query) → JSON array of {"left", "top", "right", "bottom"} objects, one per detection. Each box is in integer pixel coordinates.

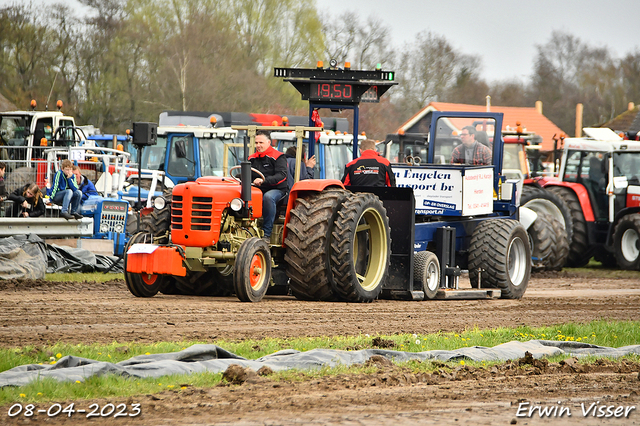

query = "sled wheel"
[
  {"left": 414, "top": 251, "right": 440, "bottom": 300},
  {"left": 124, "top": 232, "right": 167, "bottom": 297},
  {"left": 331, "top": 192, "right": 391, "bottom": 302},
  {"left": 233, "top": 237, "right": 271, "bottom": 302},
  {"left": 613, "top": 214, "right": 640, "bottom": 270},
  {"left": 469, "top": 219, "right": 531, "bottom": 299}
]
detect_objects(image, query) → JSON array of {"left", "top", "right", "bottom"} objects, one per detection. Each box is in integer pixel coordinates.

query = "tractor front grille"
[{"left": 171, "top": 195, "right": 213, "bottom": 231}]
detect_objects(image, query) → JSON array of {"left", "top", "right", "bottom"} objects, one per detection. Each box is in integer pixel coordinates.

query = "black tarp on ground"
[
  {"left": 0, "top": 234, "right": 47, "bottom": 279},
  {"left": 1, "top": 341, "right": 639, "bottom": 388},
  {"left": 0, "top": 234, "right": 123, "bottom": 279}
]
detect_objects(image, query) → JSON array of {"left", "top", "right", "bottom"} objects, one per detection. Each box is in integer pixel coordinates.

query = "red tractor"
[
  {"left": 538, "top": 128, "right": 640, "bottom": 269},
  {"left": 501, "top": 125, "right": 571, "bottom": 271},
  {"left": 124, "top": 126, "right": 392, "bottom": 302}
]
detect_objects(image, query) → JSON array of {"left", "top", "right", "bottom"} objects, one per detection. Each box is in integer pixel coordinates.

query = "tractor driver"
[
  {"left": 450, "top": 126, "right": 492, "bottom": 166},
  {"left": 248, "top": 130, "right": 288, "bottom": 241},
  {"left": 341, "top": 139, "right": 396, "bottom": 187}
]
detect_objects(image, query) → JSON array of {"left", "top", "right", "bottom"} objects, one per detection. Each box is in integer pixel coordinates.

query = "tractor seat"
[{"left": 276, "top": 192, "right": 289, "bottom": 217}]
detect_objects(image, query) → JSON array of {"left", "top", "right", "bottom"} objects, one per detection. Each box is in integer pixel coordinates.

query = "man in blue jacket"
[
  {"left": 51, "top": 159, "right": 83, "bottom": 220},
  {"left": 72, "top": 165, "right": 99, "bottom": 203}
]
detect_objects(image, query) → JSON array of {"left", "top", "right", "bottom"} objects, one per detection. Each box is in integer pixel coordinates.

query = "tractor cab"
[
  {"left": 0, "top": 102, "right": 82, "bottom": 164},
  {"left": 558, "top": 129, "right": 640, "bottom": 223},
  {"left": 539, "top": 127, "right": 640, "bottom": 269}
]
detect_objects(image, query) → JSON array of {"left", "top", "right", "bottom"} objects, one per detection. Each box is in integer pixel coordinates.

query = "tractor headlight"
[
  {"left": 100, "top": 223, "right": 109, "bottom": 233},
  {"left": 115, "top": 223, "right": 124, "bottom": 233},
  {"left": 153, "top": 197, "right": 166, "bottom": 210},
  {"left": 230, "top": 198, "right": 243, "bottom": 212}
]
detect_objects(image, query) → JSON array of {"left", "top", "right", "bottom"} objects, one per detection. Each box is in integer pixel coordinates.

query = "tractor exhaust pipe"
[{"left": 240, "top": 160, "right": 252, "bottom": 207}]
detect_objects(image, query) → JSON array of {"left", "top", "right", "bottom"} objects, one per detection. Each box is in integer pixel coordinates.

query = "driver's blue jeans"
[{"left": 262, "top": 188, "right": 287, "bottom": 238}]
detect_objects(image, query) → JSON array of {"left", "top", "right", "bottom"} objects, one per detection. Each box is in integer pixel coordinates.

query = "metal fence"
[{"left": 1, "top": 145, "right": 132, "bottom": 216}]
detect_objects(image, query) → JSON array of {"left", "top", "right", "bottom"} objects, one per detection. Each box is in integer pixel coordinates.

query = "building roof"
[
  {"left": 601, "top": 106, "right": 640, "bottom": 134},
  {"left": 0, "top": 93, "right": 17, "bottom": 111},
  {"left": 398, "top": 102, "right": 566, "bottom": 151}
]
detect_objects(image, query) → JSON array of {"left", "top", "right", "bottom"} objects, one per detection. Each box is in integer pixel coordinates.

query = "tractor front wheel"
[
  {"left": 124, "top": 232, "right": 169, "bottom": 297},
  {"left": 233, "top": 237, "right": 271, "bottom": 302}
]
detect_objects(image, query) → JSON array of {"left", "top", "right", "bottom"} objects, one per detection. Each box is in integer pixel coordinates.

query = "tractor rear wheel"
[
  {"left": 330, "top": 193, "right": 391, "bottom": 302},
  {"left": 414, "top": 251, "right": 440, "bottom": 300},
  {"left": 547, "top": 186, "right": 592, "bottom": 267},
  {"left": 284, "top": 189, "right": 349, "bottom": 301},
  {"left": 527, "top": 211, "right": 554, "bottom": 271},
  {"left": 233, "top": 237, "right": 271, "bottom": 302},
  {"left": 140, "top": 204, "right": 172, "bottom": 243},
  {"left": 197, "top": 266, "right": 234, "bottom": 296},
  {"left": 521, "top": 185, "right": 573, "bottom": 241},
  {"left": 613, "top": 214, "right": 640, "bottom": 270},
  {"left": 124, "top": 232, "right": 170, "bottom": 297},
  {"left": 468, "top": 219, "right": 531, "bottom": 299},
  {"left": 547, "top": 213, "right": 570, "bottom": 271}
]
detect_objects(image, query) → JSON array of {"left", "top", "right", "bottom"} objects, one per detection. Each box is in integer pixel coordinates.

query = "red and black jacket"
[
  {"left": 248, "top": 146, "right": 288, "bottom": 192},
  {"left": 341, "top": 150, "right": 396, "bottom": 187}
]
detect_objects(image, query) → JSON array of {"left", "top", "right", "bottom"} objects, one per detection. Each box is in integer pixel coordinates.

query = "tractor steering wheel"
[{"left": 227, "top": 165, "right": 266, "bottom": 185}]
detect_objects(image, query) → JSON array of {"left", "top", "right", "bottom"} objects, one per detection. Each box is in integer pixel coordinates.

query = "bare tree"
[
  {"left": 394, "top": 31, "right": 484, "bottom": 118},
  {"left": 531, "top": 31, "right": 626, "bottom": 133},
  {"left": 322, "top": 12, "right": 395, "bottom": 70}
]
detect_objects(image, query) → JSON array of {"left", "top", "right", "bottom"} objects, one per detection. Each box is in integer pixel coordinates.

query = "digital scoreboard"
[{"left": 274, "top": 64, "right": 397, "bottom": 105}]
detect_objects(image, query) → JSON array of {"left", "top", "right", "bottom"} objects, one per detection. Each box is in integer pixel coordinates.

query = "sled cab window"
[{"left": 432, "top": 117, "right": 495, "bottom": 165}]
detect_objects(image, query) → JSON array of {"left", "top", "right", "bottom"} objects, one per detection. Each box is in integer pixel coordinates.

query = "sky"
[
  {"left": 3, "top": 0, "right": 639, "bottom": 83},
  {"left": 315, "top": 0, "right": 640, "bottom": 83}
]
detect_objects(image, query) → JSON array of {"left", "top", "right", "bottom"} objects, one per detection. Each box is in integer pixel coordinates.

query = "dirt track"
[{"left": 1, "top": 271, "right": 640, "bottom": 425}]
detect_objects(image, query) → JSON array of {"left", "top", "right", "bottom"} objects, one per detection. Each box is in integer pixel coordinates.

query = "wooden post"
[
  {"left": 575, "top": 103, "right": 583, "bottom": 138},
  {"left": 535, "top": 100, "right": 543, "bottom": 114}
]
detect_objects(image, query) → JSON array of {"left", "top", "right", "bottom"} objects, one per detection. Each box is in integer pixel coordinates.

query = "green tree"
[{"left": 0, "top": 4, "right": 57, "bottom": 107}]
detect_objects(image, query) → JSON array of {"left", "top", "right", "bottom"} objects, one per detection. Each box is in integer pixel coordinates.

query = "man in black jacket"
[
  {"left": 341, "top": 139, "right": 396, "bottom": 187},
  {"left": 248, "top": 130, "right": 288, "bottom": 240}
]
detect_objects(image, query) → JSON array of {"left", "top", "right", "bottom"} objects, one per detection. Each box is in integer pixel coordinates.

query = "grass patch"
[
  {"left": 560, "top": 260, "right": 640, "bottom": 279},
  {"left": 45, "top": 272, "right": 124, "bottom": 282},
  {"left": 1, "top": 320, "right": 638, "bottom": 404}
]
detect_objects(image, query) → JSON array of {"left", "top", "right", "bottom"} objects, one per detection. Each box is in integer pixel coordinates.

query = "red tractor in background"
[
  {"left": 537, "top": 127, "right": 640, "bottom": 269},
  {"left": 501, "top": 124, "right": 571, "bottom": 271}
]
